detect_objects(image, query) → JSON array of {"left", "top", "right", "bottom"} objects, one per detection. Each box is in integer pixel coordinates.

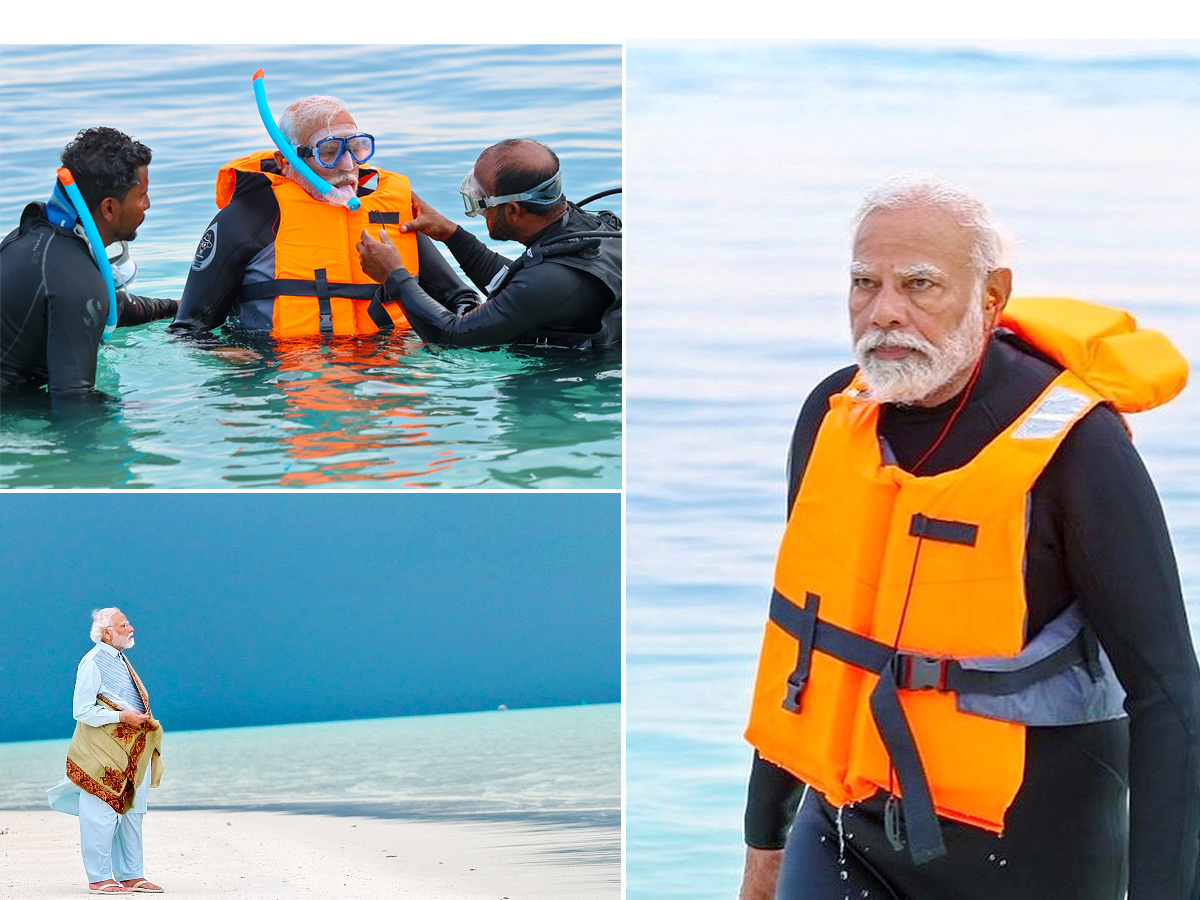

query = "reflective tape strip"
[{"left": 1012, "top": 386, "right": 1091, "bottom": 440}]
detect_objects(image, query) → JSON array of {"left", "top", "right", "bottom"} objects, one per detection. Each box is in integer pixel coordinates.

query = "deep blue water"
[
  {"left": 626, "top": 41, "right": 1200, "bottom": 900},
  {"left": 1, "top": 492, "right": 621, "bottom": 743},
  {"left": 0, "top": 44, "right": 622, "bottom": 488}
]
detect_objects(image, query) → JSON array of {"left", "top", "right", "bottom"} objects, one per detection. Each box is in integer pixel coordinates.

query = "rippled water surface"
[
  {"left": 0, "top": 44, "right": 622, "bottom": 488},
  {"left": 626, "top": 41, "right": 1200, "bottom": 900}
]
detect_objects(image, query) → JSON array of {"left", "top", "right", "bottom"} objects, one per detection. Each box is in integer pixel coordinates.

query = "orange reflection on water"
[{"left": 266, "top": 337, "right": 461, "bottom": 487}]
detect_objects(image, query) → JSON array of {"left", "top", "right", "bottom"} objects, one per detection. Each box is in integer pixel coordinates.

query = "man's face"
[
  {"left": 472, "top": 160, "right": 517, "bottom": 242},
  {"left": 110, "top": 166, "right": 150, "bottom": 242},
  {"left": 483, "top": 201, "right": 518, "bottom": 242},
  {"left": 297, "top": 109, "right": 361, "bottom": 204},
  {"left": 104, "top": 612, "right": 135, "bottom": 650},
  {"left": 848, "top": 205, "right": 989, "bottom": 405}
]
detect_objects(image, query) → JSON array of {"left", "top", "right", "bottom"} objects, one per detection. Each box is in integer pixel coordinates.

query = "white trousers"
[{"left": 78, "top": 771, "right": 148, "bottom": 883}]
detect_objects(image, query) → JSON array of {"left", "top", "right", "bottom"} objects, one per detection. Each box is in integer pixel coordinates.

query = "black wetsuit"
[
  {"left": 169, "top": 165, "right": 476, "bottom": 334},
  {"left": 746, "top": 332, "right": 1200, "bottom": 900},
  {"left": 0, "top": 202, "right": 177, "bottom": 395},
  {"left": 383, "top": 203, "right": 622, "bottom": 349}
]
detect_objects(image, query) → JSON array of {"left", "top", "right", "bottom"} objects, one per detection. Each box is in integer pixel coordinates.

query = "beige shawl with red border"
[{"left": 65, "top": 656, "right": 163, "bottom": 814}]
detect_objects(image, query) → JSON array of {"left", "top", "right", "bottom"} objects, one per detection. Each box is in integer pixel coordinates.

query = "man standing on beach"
[
  {"left": 47, "top": 609, "right": 164, "bottom": 895},
  {"left": 740, "top": 179, "right": 1200, "bottom": 900}
]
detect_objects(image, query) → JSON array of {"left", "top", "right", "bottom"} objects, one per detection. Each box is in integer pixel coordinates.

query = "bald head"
[{"left": 475, "top": 139, "right": 566, "bottom": 217}]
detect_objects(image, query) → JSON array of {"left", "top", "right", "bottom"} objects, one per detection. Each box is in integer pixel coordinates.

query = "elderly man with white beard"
[
  {"left": 738, "top": 180, "right": 1200, "bottom": 900},
  {"left": 48, "top": 608, "right": 164, "bottom": 895},
  {"left": 170, "top": 94, "right": 477, "bottom": 337}
]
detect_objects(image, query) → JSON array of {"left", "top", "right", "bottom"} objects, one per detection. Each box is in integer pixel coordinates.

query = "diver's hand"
[
  {"left": 738, "top": 847, "right": 782, "bottom": 900},
  {"left": 357, "top": 228, "right": 406, "bottom": 283},
  {"left": 400, "top": 192, "right": 457, "bottom": 241}
]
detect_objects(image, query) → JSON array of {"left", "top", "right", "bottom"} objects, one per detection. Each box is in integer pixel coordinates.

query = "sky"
[{"left": 0, "top": 492, "right": 620, "bottom": 743}]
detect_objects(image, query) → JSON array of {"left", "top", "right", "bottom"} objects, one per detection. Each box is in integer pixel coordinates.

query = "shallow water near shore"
[
  {"left": 0, "top": 704, "right": 619, "bottom": 835},
  {"left": 0, "top": 44, "right": 622, "bottom": 488},
  {"left": 626, "top": 41, "right": 1200, "bottom": 900}
]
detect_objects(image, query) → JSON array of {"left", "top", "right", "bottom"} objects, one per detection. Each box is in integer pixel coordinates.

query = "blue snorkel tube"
[
  {"left": 54, "top": 167, "right": 119, "bottom": 341},
  {"left": 252, "top": 67, "right": 361, "bottom": 211}
]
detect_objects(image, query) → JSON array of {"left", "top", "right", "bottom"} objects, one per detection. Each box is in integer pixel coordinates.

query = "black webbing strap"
[
  {"left": 909, "top": 513, "right": 978, "bottom": 547},
  {"left": 368, "top": 211, "right": 400, "bottom": 224},
  {"left": 869, "top": 663, "right": 948, "bottom": 863},
  {"left": 770, "top": 590, "right": 820, "bottom": 711},
  {"left": 366, "top": 291, "right": 396, "bottom": 330},
  {"left": 314, "top": 268, "right": 333, "bottom": 334},
  {"left": 239, "top": 279, "right": 379, "bottom": 302},
  {"left": 768, "top": 588, "right": 1098, "bottom": 865}
]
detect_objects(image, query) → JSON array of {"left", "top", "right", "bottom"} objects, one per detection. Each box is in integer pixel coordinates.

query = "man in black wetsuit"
[
  {"left": 356, "top": 138, "right": 621, "bottom": 349},
  {"left": 740, "top": 180, "right": 1200, "bottom": 900},
  {"left": 1, "top": 127, "right": 177, "bottom": 396},
  {"left": 169, "top": 95, "right": 477, "bottom": 337}
]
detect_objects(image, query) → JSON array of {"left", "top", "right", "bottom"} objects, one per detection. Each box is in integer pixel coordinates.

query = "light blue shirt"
[{"left": 73, "top": 642, "right": 146, "bottom": 727}]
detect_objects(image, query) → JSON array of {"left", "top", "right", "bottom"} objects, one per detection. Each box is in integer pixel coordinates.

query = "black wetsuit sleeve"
[
  {"left": 116, "top": 291, "right": 177, "bottom": 326},
  {"left": 1046, "top": 408, "right": 1200, "bottom": 900},
  {"left": 384, "top": 248, "right": 597, "bottom": 348},
  {"left": 443, "top": 224, "right": 511, "bottom": 292},
  {"left": 745, "top": 366, "right": 857, "bottom": 848},
  {"left": 43, "top": 242, "right": 107, "bottom": 395},
  {"left": 170, "top": 184, "right": 277, "bottom": 333}
]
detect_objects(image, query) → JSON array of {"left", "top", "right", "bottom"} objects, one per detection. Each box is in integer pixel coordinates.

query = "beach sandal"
[
  {"left": 120, "top": 881, "right": 164, "bottom": 894},
  {"left": 88, "top": 881, "right": 131, "bottom": 894}
]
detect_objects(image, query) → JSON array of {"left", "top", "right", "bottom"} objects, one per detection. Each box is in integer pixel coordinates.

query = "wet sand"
[{"left": 0, "top": 809, "right": 619, "bottom": 899}]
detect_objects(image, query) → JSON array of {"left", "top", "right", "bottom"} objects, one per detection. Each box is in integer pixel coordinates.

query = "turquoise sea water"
[
  {"left": 626, "top": 42, "right": 1200, "bottom": 899},
  {"left": 0, "top": 44, "right": 622, "bottom": 488},
  {"left": 0, "top": 704, "right": 619, "bottom": 833}
]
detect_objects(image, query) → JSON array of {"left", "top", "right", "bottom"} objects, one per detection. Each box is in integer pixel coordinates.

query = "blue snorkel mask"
[
  {"left": 50, "top": 168, "right": 120, "bottom": 341},
  {"left": 460, "top": 169, "right": 563, "bottom": 217},
  {"left": 252, "top": 67, "right": 362, "bottom": 211}
]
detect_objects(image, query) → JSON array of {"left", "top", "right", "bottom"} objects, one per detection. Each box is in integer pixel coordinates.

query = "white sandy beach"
[{"left": 0, "top": 809, "right": 619, "bottom": 899}]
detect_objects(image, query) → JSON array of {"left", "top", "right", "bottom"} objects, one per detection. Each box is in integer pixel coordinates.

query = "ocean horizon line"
[{"left": 2, "top": 699, "right": 620, "bottom": 748}]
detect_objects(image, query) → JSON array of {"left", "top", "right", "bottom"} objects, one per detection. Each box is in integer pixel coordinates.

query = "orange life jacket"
[
  {"left": 745, "top": 297, "right": 1187, "bottom": 863},
  {"left": 216, "top": 151, "right": 420, "bottom": 337}
]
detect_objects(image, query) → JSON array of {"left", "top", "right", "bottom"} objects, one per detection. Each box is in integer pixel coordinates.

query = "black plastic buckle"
[
  {"left": 897, "top": 654, "right": 948, "bottom": 691},
  {"left": 782, "top": 678, "right": 804, "bottom": 712}
]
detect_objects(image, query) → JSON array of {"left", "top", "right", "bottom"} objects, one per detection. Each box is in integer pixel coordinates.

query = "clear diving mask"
[
  {"left": 106, "top": 241, "right": 138, "bottom": 289},
  {"left": 459, "top": 169, "right": 563, "bottom": 217}
]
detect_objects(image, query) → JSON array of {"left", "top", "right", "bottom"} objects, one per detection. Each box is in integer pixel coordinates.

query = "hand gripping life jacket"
[
  {"left": 216, "top": 151, "right": 420, "bottom": 337},
  {"left": 745, "top": 297, "right": 1188, "bottom": 864},
  {"left": 486, "top": 203, "right": 622, "bottom": 348}
]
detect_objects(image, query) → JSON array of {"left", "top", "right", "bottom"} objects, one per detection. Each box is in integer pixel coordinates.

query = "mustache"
[{"left": 855, "top": 327, "right": 936, "bottom": 355}]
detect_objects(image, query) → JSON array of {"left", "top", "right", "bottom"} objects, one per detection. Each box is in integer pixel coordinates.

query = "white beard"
[
  {"left": 289, "top": 167, "right": 358, "bottom": 207},
  {"left": 854, "top": 292, "right": 986, "bottom": 406},
  {"left": 110, "top": 633, "right": 135, "bottom": 650}
]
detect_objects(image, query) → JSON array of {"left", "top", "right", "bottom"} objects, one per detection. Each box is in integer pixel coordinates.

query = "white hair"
[
  {"left": 854, "top": 177, "right": 1007, "bottom": 277},
  {"left": 90, "top": 607, "right": 122, "bottom": 643},
  {"left": 278, "top": 95, "right": 351, "bottom": 146}
]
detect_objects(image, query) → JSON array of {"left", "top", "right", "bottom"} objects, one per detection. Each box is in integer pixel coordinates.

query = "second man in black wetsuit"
[
  {"left": 357, "top": 138, "right": 621, "bottom": 349},
  {"left": 1, "top": 128, "right": 177, "bottom": 398}
]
